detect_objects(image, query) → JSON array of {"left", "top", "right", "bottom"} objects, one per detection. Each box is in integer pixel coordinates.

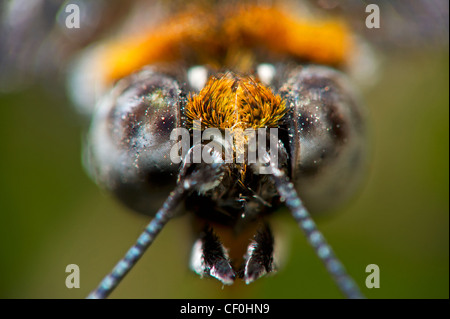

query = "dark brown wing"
[
  {"left": 0, "top": 0, "right": 134, "bottom": 91},
  {"left": 1, "top": 0, "right": 447, "bottom": 92},
  {"left": 308, "top": 0, "right": 449, "bottom": 48}
]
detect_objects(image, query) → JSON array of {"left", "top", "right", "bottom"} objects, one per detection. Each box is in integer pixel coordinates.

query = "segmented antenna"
[
  {"left": 264, "top": 157, "right": 365, "bottom": 299},
  {"left": 87, "top": 184, "right": 186, "bottom": 299},
  {"left": 87, "top": 144, "right": 225, "bottom": 299}
]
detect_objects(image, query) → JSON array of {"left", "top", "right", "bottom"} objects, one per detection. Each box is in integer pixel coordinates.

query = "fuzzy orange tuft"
[{"left": 185, "top": 74, "right": 286, "bottom": 131}]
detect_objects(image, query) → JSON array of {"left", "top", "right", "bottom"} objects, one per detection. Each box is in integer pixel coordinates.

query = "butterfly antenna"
[
  {"left": 263, "top": 155, "right": 365, "bottom": 299},
  {"left": 87, "top": 144, "right": 225, "bottom": 299},
  {"left": 87, "top": 184, "right": 186, "bottom": 299}
]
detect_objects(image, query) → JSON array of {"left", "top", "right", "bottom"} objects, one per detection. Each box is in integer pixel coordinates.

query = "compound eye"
[
  {"left": 279, "top": 66, "right": 367, "bottom": 213},
  {"left": 87, "top": 68, "right": 183, "bottom": 215}
]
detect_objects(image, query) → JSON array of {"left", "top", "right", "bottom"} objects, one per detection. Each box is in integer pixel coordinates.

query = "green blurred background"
[{"left": 0, "top": 46, "right": 448, "bottom": 298}]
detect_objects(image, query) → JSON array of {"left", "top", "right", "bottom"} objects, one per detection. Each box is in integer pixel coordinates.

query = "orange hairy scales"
[
  {"left": 185, "top": 75, "right": 284, "bottom": 184},
  {"left": 185, "top": 75, "right": 286, "bottom": 130},
  {"left": 99, "top": 5, "right": 353, "bottom": 83}
]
